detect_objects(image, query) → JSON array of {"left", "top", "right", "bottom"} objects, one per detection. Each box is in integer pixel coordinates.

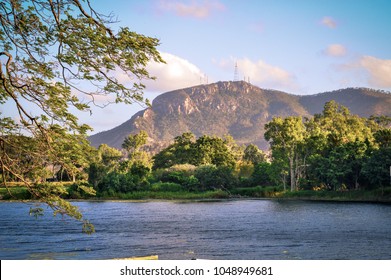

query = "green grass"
[
  {"left": 98, "top": 189, "right": 230, "bottom": 200},
  {"left": 0, "top": 186, "right": 32, "bottom": 200},
  {"left": 2, "top": 182, "right": 390, "bottom": 203},
  {"left": 0, "top": 181, "right": 90, "bottom": 200},
  {"left": 277, "top": 188, "right": 391, "bottom": 202},
  {"left": 231, "top": 186, "right": 282, "bottom": 197}
]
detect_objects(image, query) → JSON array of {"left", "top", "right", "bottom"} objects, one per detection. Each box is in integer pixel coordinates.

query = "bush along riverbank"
[{"left": 1, "top": 181, "right": 391, "bottom": 203}]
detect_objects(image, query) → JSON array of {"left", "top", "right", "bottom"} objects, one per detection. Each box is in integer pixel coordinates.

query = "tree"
[
  {"left": 369, "top": 115, "right": 391, "bottom": 128},
  {"left": 362, "top": 147, "right": 391, "bottom": 192},
  {"left": 309, "top": 140, "right": 368, "bottom": 190},
  {"left": 152, "top": 133, "right": 237, "bottom": 169},
  {"left": 312, "top": 101, "right": 373, "bottom": 146},
  {"left": 374, "top": 129, "right": 391, "bottom": 148},
  {"left": 122, "top": 130, "right": 151, "bottom": 168},
  {"left": 152, "top": 132, "right": 196, "bottom": 169},
  {"left": 0, "top": 0, "right": 164, "bottom": 232},
  {"left": 194, "top": 165, "right": 237, "bottom": 191},
  {"left": 243, "top": 143, "right": 265, "bottom": 165},
  {"left": 171, "top": 132, "right": 196, "bottom": 166},
  {"left": 251, "top": 162, "right": 274, "bottom": 186},
  {"left": 88, "top": 144, "right": 122, "bottom": 188},
  {"left": 193, "top": 135, "right": 236, "bottom": 168},
  {"left": 97, "top": 144, "right": 122, "bottom": 168},
  {"left": 305, "top": 102, "right": 376, "bottom": 190},
  {"left": 51, "top": 125, "right": 96, "bottom": 182},
  {"left": 122, "top": 130, "right": 148, "bottom": 155},
  {"left": 223, "top": 134, "right": 244, "bottom": 161},
  {"left": 264, "top": 116, "right": 306, "bottom": 191}
]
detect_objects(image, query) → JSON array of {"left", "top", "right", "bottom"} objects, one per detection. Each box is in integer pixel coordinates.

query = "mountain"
[{"left": 88, "top": 81, "right": 391, "bottom": 150}]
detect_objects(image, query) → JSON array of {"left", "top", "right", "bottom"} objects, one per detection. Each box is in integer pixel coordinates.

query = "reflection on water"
[{"left": 0, "top": 200, "right": 390, "bottom": 259}]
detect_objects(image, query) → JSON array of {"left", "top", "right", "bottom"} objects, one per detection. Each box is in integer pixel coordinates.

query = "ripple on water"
[{"left": 1, "top": 200, "right": 391, "bottom": 259}]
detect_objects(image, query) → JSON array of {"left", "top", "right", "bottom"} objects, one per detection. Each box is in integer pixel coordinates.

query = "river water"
[{"left": 1, "top": 200, "right": 390, "bottom": 260}]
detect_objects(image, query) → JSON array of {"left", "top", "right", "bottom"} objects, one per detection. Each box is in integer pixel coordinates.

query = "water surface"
[{"left": 0, "top": 200, "right": 390, "bottom": 259}]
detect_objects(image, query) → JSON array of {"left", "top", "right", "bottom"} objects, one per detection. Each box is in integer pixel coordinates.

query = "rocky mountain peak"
[{"left": 89, "top": 82, "right": 391, "bottom": 151}]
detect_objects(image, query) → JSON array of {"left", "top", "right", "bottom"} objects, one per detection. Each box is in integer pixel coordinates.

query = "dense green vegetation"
[
  {"left": 3, "top": 101, "right": 390, "bottom": 205},
  {"left": 89, "top": 101, "right": 391, "bottom": 200}
]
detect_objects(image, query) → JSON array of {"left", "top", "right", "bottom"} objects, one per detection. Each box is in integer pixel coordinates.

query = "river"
[{"left": 1, "top": 200, "right": 390, "bottom": 260}]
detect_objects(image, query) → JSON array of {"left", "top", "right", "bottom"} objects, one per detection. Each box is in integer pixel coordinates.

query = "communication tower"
[{"left": 234, "top": 62, "right": 239, "bottom": 81}]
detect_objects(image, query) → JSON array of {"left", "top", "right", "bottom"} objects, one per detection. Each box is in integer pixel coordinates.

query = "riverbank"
[{"left": 1, "top": 183, "right": 391, "bottom": 203}]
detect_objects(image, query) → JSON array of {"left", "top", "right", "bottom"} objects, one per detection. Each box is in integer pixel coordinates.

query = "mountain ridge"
[{"left": 89, "top": 81, "right": 391, "bottom": 150}]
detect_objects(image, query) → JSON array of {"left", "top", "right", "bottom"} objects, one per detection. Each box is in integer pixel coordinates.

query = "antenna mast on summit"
[{"left": 234, "top": 62, "right": 239, "bottom": 81}]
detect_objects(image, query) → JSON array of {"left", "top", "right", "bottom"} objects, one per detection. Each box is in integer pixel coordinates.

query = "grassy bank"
[
  {"left": 1, "top": 183, "right": 391, "bottom": 203},
  {"left": 0, "top": 185, "right": 32, "bottom": 200},
  {"left": 0, "top": 183, "right": 231, "bottom": 201},
  {"left": 278, "top": 188, "right": 391, "bottom": 203},
  {"left": 97, "top": 189, "right": 231, "bottom": 200},
  {"left": 0, "top": 182, "right": 79, "bottom": 200}
]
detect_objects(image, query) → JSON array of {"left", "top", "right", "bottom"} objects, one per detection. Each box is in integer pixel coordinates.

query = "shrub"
[
  {"left": 235, "top": 161, "right": 254, "bottom": 178},
  {"left": 152, "top": 164, "right": 200, "bottom": 191},
  {"left": 195, "top": 165, "right": 237, "bottom": 191},
  {"left": 251, "top": 162, "right": 274, "bottom": 186},
  {"left": 150, "top": 182, "right": 184, "bottom": 192},
  {"left": 167, "top": 164, "right": 197, "bottom": 176}
]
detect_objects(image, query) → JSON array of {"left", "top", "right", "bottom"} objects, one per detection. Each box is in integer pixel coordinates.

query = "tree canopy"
[
  {"left": 152, "top": 133, "right": 237, "bottom": 169},
  {"left": 264, "top": 100, "right": 391, "bottom": 192},
  {"left": 0, "top": 0, "right": 164, "bottom": 232}
]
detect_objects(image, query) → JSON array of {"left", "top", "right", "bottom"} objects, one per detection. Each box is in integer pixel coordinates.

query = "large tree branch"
[{"left": 71, "top": 0, "right": 115, "bottom": 39}]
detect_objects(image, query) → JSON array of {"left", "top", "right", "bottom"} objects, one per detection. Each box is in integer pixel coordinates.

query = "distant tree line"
[
  {"left": 87, "top": 131, "right": 264, "bottom": 195},
  {"left": 82, "top": 101, "right": 391, "bottom": 197},
  {"left": 2, "top": 101, "right": 391, "bottom": 198}
]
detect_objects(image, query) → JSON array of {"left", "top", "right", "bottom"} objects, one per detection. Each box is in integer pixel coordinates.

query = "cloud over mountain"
[
  {"left": 145, "top": 52, "right": 206, "bottom": 92},
  {"left": 218, "top": 57, "right": 298, "bottom": 92},
  {"left": 358, "top": 56, "right": 391, "bottom": 87}
]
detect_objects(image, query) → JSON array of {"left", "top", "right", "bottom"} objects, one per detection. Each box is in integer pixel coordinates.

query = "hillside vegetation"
[{"left": 89, "top": 81, "right": 391, "bottom": 151}]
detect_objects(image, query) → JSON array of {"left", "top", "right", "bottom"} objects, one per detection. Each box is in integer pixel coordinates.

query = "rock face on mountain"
[{"left": 88, "top": 81, "right": 391, "bottom": 150}]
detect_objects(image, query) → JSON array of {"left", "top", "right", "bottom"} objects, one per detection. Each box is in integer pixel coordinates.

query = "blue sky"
[
  {"left": 3, "top": 0, "right": 391, "bottom": 134},
  {"left": 96, "top": 0, "right": 391, "bottom": 94},
  {"left": 84, "top": 0, "right": 391, "bottom": 133}
]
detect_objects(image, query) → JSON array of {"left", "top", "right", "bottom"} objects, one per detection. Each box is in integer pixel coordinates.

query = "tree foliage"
[
  {"left": 152, "top": 132, "right": 237, "bottom": 169},
  {"left": 264, "top": 101, "right": 390, "bottom": 192},
  {"left": 0, "top": 0, "right": 163, "bottom": 231},
  {"left": 122, "top": 130, "right": 148, "bottom": 154},
  {"left": 194, "top": 165, "right": 237, "bottom": 191},
  {"left": 362, "top": 147, "right": 391, "bottom": 190},
  {"left": 265, "top": 116, "right": 306, "bottom": 191},
  {"left": 243, "top": 143, "right": 265, "bottom": 165},
  {"left": 122, "top": 130, "right": 151, "bottom": 168}
]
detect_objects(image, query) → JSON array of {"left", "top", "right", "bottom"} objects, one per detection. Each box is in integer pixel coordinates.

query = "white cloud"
[
  {"left": 321, "top": 16, "right": 337, "bottom": 28},
  {"left": 157, "top": 0, "right": 225, "bottom": 18},
  {"left": 218, "top": 57, "right": 299, "bottom": 92},
  {"left": 357, "top": 56, "right": 391, "bottom": 87},
  {"left": 323, "top": 44, "right": 347, "bottom": 57},
  {"left": 111, "top": 52, "right": 205, "bottom": 94},
  {"left": 339, "top": 55, "right": 391, "bottom": 88},
  {"left": 144, "top": 52, "right": 206, "bottom": 92}
]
